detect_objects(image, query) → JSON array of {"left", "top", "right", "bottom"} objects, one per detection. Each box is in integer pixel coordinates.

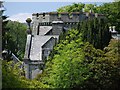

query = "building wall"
[
  {"left": 24, "top": 61, "right": 43, "bottom": 79},
  {"left": 32, "top": 12, "right": 105, "bottom": 36},
  {"left": 33, "top": 12, "right": 81, "bottom": 23},
  {"left": 52, "top": 22, "right": 64, "bottom": 35},
  {"left": 30, "top": 64, "right": 42, "bottom": 79},
  {"left": 24, "top": 63, "right": 30, "bottom": 79},
  {"left": 42, "top": 37, "right": 56, "bottom": 60},
  {"left": 32, "top": 12, "right": 105, "bottom": 24}
]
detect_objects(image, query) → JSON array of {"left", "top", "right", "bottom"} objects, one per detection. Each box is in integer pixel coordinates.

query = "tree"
[
  {"left": 35, "top": 17, "right": 118, "bottom": 89},
  {"left": 84, "top": 4, "right": 96, "bottom": 13},
  {"left": 78, "top": 18, "right": 111, "bottom": 50},
  {"left": 37, "top": 27, "right": 119, "bottom": 89},
  {"left": 95, "top": 2, "right": 120, "bottom": 33},
  {"left": 57, "top": 3, "right": 85, "bottom": 13},
  {"left": 57, "top": 2, "right": 120, "bottom": 33},
  {"left": 2, "top": 60, "right": 49, "bottom": 88},
  {"left": 114, "top": 0, "right": 120, "bottom": 2},
  {"left": 5, "top": 21, "right": 27, "bottom": 60}
]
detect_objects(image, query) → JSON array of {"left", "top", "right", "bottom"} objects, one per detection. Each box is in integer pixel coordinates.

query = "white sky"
[{"left": 7, "top": 13, "right": 32, "bottom": 23}]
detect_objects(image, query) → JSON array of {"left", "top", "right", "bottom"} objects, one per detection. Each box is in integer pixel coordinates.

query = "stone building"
[{"left": 24, "top": 12, "right": 104, "bottom": 79}]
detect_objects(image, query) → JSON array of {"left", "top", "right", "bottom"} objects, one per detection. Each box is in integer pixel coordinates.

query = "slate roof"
[
  {"left": 39, "top": 26, "right": 52, "bottom": 35},
  {"left": 30, "top": 35, "right": 53, "bottom": 61},
  {"left": 27, "top": 25, "right": 60, "bottom": 61}
]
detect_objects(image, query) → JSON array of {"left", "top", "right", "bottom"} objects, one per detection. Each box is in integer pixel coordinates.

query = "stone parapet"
[{"left": 32, "top": 12, "right": 105, "bottom": 23}]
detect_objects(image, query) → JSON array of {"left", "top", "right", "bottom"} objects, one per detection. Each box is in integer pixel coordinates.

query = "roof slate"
[
  {"left": 39, "top": 26, "right": 52, "bottom": 35},
  {"left": 30, "top": 35, "right": 54, "bottom": 61}
]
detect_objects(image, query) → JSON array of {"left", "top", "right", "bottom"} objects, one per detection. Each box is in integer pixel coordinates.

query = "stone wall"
[
  {"left": 30, "top": 64, "right": 42, "bottom": 79},
  {"left": 32, "top": 12, "right": 81, "bottom": 23},
  {"left": 52, "top": 21, "right": 64, "bottom": 35},
  {"left": 32, "top": 12, "right": 105, "bottom": 24},
  {"left": 42, "top": 37, "right": 56, "bottom": 60},
  {"left": 24, "top": 60, "right": 44, "bottom": 79}
]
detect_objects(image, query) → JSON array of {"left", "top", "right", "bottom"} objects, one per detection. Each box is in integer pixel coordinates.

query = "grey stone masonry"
[
  {"left": 24, "top": 11, "right": 105, "bottom": 79},
  {"left": 52, "top": 21, "right": 64, "bottom": 35},
  {"left": 32, "top": 12, "right": 104, "bottom": 23}
]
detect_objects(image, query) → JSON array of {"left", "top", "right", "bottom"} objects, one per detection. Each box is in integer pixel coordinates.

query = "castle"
[{"left": 24, "top": 12, "right": 104, "bottom": 79}]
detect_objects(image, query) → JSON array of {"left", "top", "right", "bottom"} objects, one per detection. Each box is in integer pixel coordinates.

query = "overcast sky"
[{"left": 3, "top": 0, "right": 114, "bottom": 22}]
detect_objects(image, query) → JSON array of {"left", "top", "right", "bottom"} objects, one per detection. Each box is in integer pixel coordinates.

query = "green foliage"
[
  {"left": 93, "top": 2, "right": 120, "bottom": 33},
  {"left": 2, "top": 60, "right": 49, "bottom": 88},
  {"left": 84, "top": 40, "right": 120, "bottom": 90},
  {"left": 84, "top": 4, "right": 97, "bottom": 13},
  {"left": 3, "top": 20, "right": 27, "bottom": 60},
  {"left": 2, "top": 1, "right": 120, "bottom": 89},
  {"left": 38, "top": 29, "right": 85, "bottom": 88},
  {"left": 57, "top": 2, "right": 120, "bottom": 33},
  {"left": 57, "top": 3, "right": 85, "bottom": 13},
  {"left": 36, "top": 23, "right": 119, "bottom": 89},
  {"left": 78, "top": 18, "right": 111, "bottom": 50}
]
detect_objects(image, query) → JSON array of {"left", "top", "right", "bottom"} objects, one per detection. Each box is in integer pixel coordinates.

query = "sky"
[{"left": 2, "top": 0, "right": 114, "bottom": 22}]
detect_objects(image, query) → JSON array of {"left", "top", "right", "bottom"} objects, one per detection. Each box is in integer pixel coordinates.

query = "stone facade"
[
  {"left": 42, "top": 36, "right": 58, "bottom": 60},
  {"left": 24, "top": 12, "right": 105, "bottom": 79},
  {"left": 32, "top": 12, "right": 104, "bottom": 23}
]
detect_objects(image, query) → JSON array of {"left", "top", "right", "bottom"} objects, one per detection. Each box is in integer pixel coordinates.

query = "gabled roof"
[{"left": 30, "top": 35, "right": 54, "bottom": 61}]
